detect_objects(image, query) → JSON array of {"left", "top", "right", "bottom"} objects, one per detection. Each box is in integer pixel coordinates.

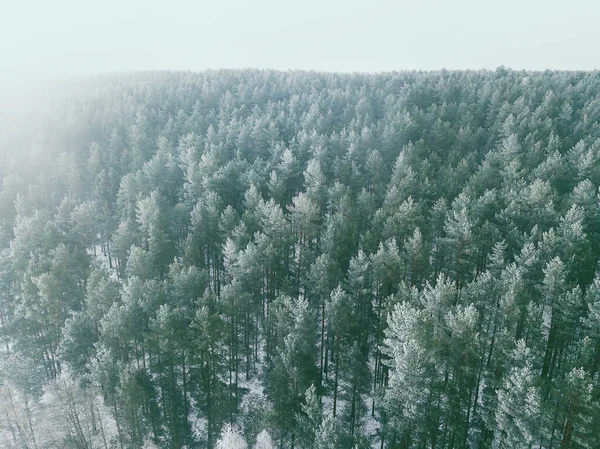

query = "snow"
[
  {"left": 89, "top": 243, "right": 119, "bottom": 280},
  {"left": 187, "top": 395, "right": 207, "bottom": 440},
  {"left": 362, "top": 395, "right": 381, "bottom": 442},
  {"left": 238, "top": 338, "right": 267, "bottom": 399},
  {"left": 239, "top": 375, "right": 265, "bottom": 398},
  {"left": 320, "top": 392, "right": 382, "bottom": 449}
]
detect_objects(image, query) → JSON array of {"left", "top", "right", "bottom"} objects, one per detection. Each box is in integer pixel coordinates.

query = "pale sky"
[{"left": 1, "top": 0, "right": 599, "bottom": 78}]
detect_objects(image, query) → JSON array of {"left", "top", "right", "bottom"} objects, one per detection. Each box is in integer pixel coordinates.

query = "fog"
[
  {"left": 1, "top": 0, "right": 598, "bottom": 147},
  {"left": 2, "top": 0, "right": 599, "bottom": 81}
]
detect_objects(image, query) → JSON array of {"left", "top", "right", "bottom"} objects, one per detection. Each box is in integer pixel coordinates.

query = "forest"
[{"left": 0, "top": 69, "right": 599, "bottom": 448}]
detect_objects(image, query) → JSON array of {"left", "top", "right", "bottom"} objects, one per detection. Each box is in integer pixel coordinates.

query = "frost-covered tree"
[
  {"left": 2, "top": 69, "right": 600, "bottom": 449},
  {"left": 253, "top": 429, "right": 276, "bottom": 449},
  {"left": 215, "top": 423, "right": 248, "bottom": 449},
  {"left": 495, "top": 341, "right": 541, "bottom": 448}
]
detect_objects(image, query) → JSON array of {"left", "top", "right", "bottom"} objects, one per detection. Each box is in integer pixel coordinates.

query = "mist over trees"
[{"left": 0, "top": 68, "right": 599, "bottom": 448}]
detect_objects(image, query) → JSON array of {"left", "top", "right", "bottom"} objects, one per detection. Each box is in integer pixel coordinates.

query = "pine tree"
[
  {"left": 215, "top": 423, "right": 248, "bottom": 449},
  {"left": 495, "top": 341, "right": 541, "bottom": 449},
  {"left": 253, "top": 429, "right": 276, "bottom": 449},
  {"left": 296, "top": 384, "right": 321, "bottom": 448}
]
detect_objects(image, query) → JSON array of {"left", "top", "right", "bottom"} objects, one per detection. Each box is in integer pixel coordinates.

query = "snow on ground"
[
  {"left": 238, "top": 373, "right": 265, "bottom": 398},
  {"left": 320, "top": 392, "right": 382, "bottom": 448},
  {"left": 362, "top": 394, "right": 381, "bottom": 449},
  {"left": 238, "top": 338, "right": 267, "bottom": 398},
  {"left": 89, "top": 243, "right": 119, "bottom": 280},
  {"left": 321, "top": 394, "right": 333, "bottom": 415}
]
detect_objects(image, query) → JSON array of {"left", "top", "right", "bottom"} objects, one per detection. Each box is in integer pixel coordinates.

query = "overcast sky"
[{"left": 1, "top": 0, "right": 599, "bottom": 78}]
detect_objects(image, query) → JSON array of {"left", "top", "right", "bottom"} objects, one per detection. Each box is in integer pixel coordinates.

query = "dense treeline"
[{"left": 0, "top": 69, "right": 599, "bottom": 448}]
